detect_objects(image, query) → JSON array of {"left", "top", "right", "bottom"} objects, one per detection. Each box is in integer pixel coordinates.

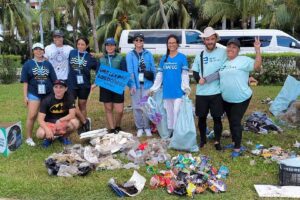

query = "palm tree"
[
  {"left": 26, "top": 0, "right": 33, "bottom": 57},
  {"left": 87, "top": 0, "right": 100, "bottom": 52},
  {"left": 159, "top": 0, "right": 169, "bottom": 28},
  {"left": 203, "top": 0, "right": 267, "bottom": 29}
]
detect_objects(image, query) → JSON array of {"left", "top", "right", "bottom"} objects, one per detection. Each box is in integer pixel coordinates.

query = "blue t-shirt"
[
  {"left": 192, "top": 47, "right": 227, "bottom": 96},
  {"left": 21, "top": 59, "right": 57, "bottom": 98},
  {"left": 68, "top": 49, "right": 98, "bottom": 89},
  {"left": 219, "top": 56, "right": 254, "bottom": 103},
  {"left": 158, "top": 53, "right": 188, "bottom": 99}
]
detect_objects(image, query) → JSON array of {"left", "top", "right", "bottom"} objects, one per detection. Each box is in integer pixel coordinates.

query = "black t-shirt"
[{"left": 40, "top": 93, "right": 75, "bottom": 123}]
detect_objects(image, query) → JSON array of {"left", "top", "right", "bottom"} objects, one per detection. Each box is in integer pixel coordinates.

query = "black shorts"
[
  {"left": 195, "top": 93, "right": 224, "bottom": 117},
  {"left": 99, "top": 87, "right": 124, "bottom": 103},
  {"left": 71, "top": 88, "right": 90, "bottom": 100}
]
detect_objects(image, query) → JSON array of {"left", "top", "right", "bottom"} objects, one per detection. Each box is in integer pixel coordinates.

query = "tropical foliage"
[{"left": 0, "top": 0, "right": 300, "bottom": 55}]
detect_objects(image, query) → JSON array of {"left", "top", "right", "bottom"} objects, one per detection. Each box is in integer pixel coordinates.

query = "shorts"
[
  {"left": 195, "top": 93, "right": 224, "bottom": 117},
  {"left": 46, "top": 122, "right": 68, "bottom": 135},
  {"left": 99, "top": 87, "right": 124, "bottom": 103},
  {"left": 71, "top": 88, "right": 90, "bottom": 100},
  {"left": 27, "top": 93, "right": 40, "bottom": 101}
]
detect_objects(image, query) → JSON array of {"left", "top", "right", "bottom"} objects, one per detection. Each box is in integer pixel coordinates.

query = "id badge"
[
  {"left": 77, "top": 75, "right": 84, "bottom": 84},
  {"left": 138, "top": 73, "right": 144, "bottom": 82},
  {"left": 38, "top": 84, "right": 46, "bottom": 94}
]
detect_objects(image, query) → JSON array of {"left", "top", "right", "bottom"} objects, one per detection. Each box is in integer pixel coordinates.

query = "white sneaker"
[
  {"left": 137, "top": 129, "right": 144, "bottom": 137},
  {"left": 25, "top": 138, "right": 36, "bottom": 146},
  {"left": 145, "top": 129, "right": 152, "bottom": 137}
]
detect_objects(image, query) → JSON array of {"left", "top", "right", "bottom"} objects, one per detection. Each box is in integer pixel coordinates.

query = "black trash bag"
[
  {"left": 45, "top": 158, "right": 60, "bottom": 175},
  {"left": 78, "top": 165, "right": 92, "bottom": 176}
]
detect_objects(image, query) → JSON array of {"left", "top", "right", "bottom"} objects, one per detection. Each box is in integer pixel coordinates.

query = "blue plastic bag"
[
  {"left": 270, "top": 75, "right": 300, "bottom": 116},
  {"left": 153, "top": 89, "right": 170, "bottom": 139},
  {"left": 169, "top": 96, "right": 199, "bottom": 152}
]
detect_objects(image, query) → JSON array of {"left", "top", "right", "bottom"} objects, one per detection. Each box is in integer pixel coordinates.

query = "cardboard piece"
[
  {"left": 254, "top": 184, "right": 300, "bottom": 198},
  {"left": 0, "top": 122, "right": 22, "bottom": 157}
]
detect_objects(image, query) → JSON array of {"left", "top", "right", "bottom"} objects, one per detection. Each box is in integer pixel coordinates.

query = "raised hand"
[{"left": 254, "top": 36, "right": 261, "bottom": 51}]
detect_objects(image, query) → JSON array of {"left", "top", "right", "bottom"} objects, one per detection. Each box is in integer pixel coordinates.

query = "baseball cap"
[
  {"left": 32, "top": 43, "right": 44, "bottom": 50},
  {"left": 53, "top": 79, "right": 67, "bottom": 87},
  {"left": 227, "top": 38, "right": 241, "bottom": 48},
  {"left": 133, "top": 33, "right": 144, "bottom": 40},
  {"left": 201, "top": 27, "right": 220, "bottom": 41},
  {"left": 52, "top": 30, "right": 64, "bottom": 37},
  {"left": 104, "top": 38, "right": 116, "bottom": 45}
]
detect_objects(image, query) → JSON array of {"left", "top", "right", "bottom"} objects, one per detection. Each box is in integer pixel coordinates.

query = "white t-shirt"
[{"left": 44, "top": 43, "right": 73, "bottom": 80}]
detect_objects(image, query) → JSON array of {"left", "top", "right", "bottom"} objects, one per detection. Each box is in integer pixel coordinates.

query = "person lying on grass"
[{"left": 36, "top": 79, "right": 80, "bottom": 148}]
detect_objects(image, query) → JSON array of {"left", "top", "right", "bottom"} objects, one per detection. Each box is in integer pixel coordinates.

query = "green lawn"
[{"left": 0, "top": 83, "right": 299, "bottom": 200}]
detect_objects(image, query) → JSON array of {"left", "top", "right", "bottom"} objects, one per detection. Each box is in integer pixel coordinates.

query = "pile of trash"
[
  {"left": 127, "top": 138, "right": 171, "bottom": 166},
  {"left": 149, "top": 154, "right": 229, "bottom": 197},
  {"left": 244, "top": 112, "right": 283, "bottom": 134},
  {"left": 45, "top": 130, "right": 140, "bottom": 177},
  {"left": 251, "top": 144, "right": 299, "bottom": 163}
]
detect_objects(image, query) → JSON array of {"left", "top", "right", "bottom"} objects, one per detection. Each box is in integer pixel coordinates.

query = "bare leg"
[
  {"left": 26, "top": 101, "right": 40, "bottom": 139},
  {"left": 113, "top": 103, "right": 124, "bottom": 128},
  {"left": 104, "top": 102, "right": 115, "bottom": 129},
  {"left": 36, "top": 127, "right": 46, "bottom": 139}
]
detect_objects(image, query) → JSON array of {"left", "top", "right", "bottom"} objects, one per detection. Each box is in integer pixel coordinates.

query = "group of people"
[{"left": 21, "top": 27, "right": 262, "bottom": 157}]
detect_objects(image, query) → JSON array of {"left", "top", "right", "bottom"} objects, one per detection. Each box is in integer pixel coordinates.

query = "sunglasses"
[{"left": 135, "top": 39, "right": 144, "bottom": 42}]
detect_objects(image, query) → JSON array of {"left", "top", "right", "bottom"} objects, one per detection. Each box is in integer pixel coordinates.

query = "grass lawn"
[{"left": 0, "top": 83, "right": 299, "bottom": 200}]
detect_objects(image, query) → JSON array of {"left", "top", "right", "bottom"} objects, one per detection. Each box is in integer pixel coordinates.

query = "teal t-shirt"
[
  {"left": 219, "top": 56, "right": 254, "bottom": 103},
  {"left": 192, "top": 47, "right": 227, "bottom": 96}
]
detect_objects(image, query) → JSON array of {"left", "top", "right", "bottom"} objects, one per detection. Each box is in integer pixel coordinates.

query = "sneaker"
[
  {"left": 77, "top": 125, "right": 85, "bottom": 135},
  {"left": 42, "top": 139, "right": 52, "bottom": 148},
  {"left": 58, "top": 137, "right": 72, "bottom": 145},
  {"left": 137, "top": 129, "right": 144, "bottom": 137},
  {"left": 25, "top": 138, "right": 36, "bottom": 146},
  {"left": 224, "top": 143, "right": 235, "bottom": 149},
  {"left": 115, "top": 127, "right": 122, "bottom": 134},
  {"left": 108, "top": 129, "right": 116, "bottom": 134},
  {"left": 214, "top": 143, "right": 222, "bottom": 151},
  {"left": 84, "top": 118, "right": 91, "bottom": 132},
  {"left": 145, "top": 129, "right": 152, "bottom": 137},
  {"left": 200, "top": 141, "right": 206, "bottom": 148},
  {"left": 231, "top": 151, "right": 241, "bottom": 158}
]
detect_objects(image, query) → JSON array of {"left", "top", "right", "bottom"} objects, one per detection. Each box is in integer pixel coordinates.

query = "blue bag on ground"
[
  {"left": 270, "top": 75, "right": 300, "bottom": 116},
  {"left": 169, "top": 96, "right": 199, "bottom": 152},
  {"left": 153, "top": 89, "right": 170, "bottom": 139}
]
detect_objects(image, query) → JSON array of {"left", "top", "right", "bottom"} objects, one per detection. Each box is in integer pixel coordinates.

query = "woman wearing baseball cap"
[
  {"left": 126, "top": 33, "right": 156, "bottom": 137},
  {"left": 219, "top": 37, "right": 262, "bottom": 157},
  {"left": 21, "top": 42, "right": 57, "bottom": 146},
  {"left": 36, "top": 79, "right": 80, "bottom": 147},
  {"left": 94, "top": 37, "right": 127, "bottom": 134}
]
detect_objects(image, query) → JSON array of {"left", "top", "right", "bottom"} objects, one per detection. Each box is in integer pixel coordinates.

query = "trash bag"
[
  {"left": 169, "top": 96, "right": 199, "bottom": 152},
  {"left": 279, "top": 100, "right": 300, "bottom": 125},
  {"left": 139, "top": 96, "right": 162, "bottom": 124},
  {"left": 153, "top": 89, "right": 170, "bottom": 139},
  {"left": 270, "top": 75, "right": 300, "bottom": 116}
]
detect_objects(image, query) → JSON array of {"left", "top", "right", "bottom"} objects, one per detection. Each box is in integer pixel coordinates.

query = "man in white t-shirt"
[{"left": 44, "top": 30, "right": 73, "bottom": 80}]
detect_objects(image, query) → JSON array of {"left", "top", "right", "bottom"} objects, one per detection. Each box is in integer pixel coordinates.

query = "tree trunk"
[
  {"left": 39, "top": 0, "right": 44, "bottom": 44},
  {"left": 51, "top": 16, "right": 55, "bottom": 31},
  {"left": 159, "top": 0, "right": 169, "bottom": 29},
  {"left": 222, "top": 16, "right": 226, "bottom": 30},
  {"left": 250, "top": 16, "right": 255, "bottom": 29},
  {"left": 88, "top": 0, "right": 99, "bottom": 53},
  {"left": 26, "top": 0, "right": 32, "bottom": 57},
  {"left": 242, "top": 18, "right": 247, "bottom": 29},
  {"left": 230, "top": 19, "right": 234, "bottom": 29}
]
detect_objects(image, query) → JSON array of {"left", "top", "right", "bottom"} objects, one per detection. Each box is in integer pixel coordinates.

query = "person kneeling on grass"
[{"left": 36, "top": 79, "right": 80, "bottom": 147}]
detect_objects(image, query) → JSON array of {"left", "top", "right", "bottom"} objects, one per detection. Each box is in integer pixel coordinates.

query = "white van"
[
  {"left": 119, "top": 29, "right": 225, "bottom": 56},
  {"left": 215, "top": 29, "right": 300, "bottom": 54}
]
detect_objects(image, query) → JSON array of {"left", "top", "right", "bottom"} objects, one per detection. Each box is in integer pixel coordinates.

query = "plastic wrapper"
[{"left": 138, "top": 96, "right": 162, "bottom": 124}]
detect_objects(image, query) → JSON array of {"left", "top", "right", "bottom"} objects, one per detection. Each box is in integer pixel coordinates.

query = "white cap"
[
  {"left": 201, "top": 27, "right": 220, "bottom": 41},
  {"left": 32, "top": 43, "right": 44, "bottom": 50}
]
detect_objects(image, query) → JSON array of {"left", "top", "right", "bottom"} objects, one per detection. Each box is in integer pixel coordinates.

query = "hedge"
[{"left": 0, "top": 55, "right": 21, "bottom": 84}]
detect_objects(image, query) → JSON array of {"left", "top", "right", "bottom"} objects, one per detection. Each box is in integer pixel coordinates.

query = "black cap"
[
  {"left": 53, "top": 79, "right": 67, "bottom": 87},
  {"left": 52, "top": 30, "right": 64, "bottom": 37},
  {"left": 133, "top": 33, "right": 144, "bottom": 40},
  {"left": 227, "top": 38, "right": 241, "bottom": 48}
]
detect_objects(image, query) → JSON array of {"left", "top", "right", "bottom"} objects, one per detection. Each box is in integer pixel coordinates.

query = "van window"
[
  {"left": 128, "top": 31, "right": 182, "bottom": 44},
  {"left": 219, "top": 36, "right": 271, "bottom": 47},
  {"left": 277, "top": 36, "right": 300, "bottom": 48},
  {"left": 186, "top": 31, "right": 203, "bottom": 44}
]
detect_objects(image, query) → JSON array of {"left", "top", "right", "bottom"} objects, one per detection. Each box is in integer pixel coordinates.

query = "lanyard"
[
  {"left": 108, "top": 55, "right": 113, "bottom": 67},
  {"left": 33, "top": 59, "right": 45, "bottom": 76},
  {"left": 77, "top": 50, "right": 87, "bottom": 73}
]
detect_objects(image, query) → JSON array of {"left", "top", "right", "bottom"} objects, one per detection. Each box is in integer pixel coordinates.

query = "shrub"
[{"left": 0, "top": 55, "right": 21, "bottom": 84}]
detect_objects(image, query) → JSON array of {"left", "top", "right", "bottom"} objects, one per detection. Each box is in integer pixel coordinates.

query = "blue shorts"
[{"left": 27, "top": 93, "right": 40, "bottom": 101}]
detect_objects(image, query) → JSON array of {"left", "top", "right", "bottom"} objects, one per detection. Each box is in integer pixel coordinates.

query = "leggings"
[{"left": 223, "top": 97, "right": 251, "bottom": 149}]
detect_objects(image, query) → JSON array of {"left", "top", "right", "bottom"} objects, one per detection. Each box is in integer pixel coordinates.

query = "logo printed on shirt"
[
  {"left": 50, "top": 103, "right": 65, "bottom": 114},
  {"left": 163, "top": 62, "right": 178, "bottom": 70},
  {"left": 32, "top": 65, "right": 49, "bottom": 80},
  {"left": 70, "top": 57, "right": 88, "bottom": 70}
]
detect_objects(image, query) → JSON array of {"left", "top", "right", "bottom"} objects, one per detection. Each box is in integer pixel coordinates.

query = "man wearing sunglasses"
[{"left": 126, "top": 33, "right": 156, "bottom": 137}]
